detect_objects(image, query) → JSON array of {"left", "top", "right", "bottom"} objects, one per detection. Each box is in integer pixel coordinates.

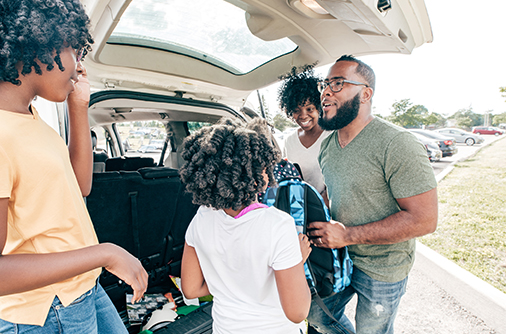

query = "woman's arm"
[
  {"left": 181, "top": 242, "right": 210, "bottom": 299},
  {"left": 66, "top": 63, "right": 93, "bottom": 196},
  {"left": 0, "top": 198, "right": 148, "bottom": 302}
]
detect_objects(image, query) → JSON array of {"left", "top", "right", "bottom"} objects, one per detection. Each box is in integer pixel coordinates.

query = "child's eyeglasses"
[{"left": 76, "top": 48, "right": 85, "bottom": 62}]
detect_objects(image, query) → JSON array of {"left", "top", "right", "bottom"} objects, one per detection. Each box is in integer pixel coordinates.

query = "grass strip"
[{"left": 419, "top": 137, "right": 506, "bottom": 293}]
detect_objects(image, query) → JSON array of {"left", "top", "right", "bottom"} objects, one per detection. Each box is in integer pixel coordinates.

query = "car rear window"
[{"left": 109, "top": 0, "right": 297, "bottom": 74}]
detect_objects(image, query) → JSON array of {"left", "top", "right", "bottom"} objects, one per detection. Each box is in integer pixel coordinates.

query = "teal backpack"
[{"left": 262, "top": 177, "right": 353, "bottom": 297}]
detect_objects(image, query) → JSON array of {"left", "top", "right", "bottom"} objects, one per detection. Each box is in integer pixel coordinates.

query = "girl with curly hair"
[
  {"left": 0, "top": 1, "right": 147, "bottom": 332},
  {"left": 180, "top": 118, "right": 312, "bottom": 333},
  {"left": 278, "top": 65, "right": 331, "bottom": 205}
]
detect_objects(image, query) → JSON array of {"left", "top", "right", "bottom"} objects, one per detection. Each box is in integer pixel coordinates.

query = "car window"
[
  {"left": 110, "top": 0, "right": 297, "bottom": 74},
  {"left": 91, "top": 126, "right": 109, "bottom": 154},
  {"left": 117, "top": 121, "right": 167, "bottom": 162},
  {"left": 188, "top": 122, "right": 212, "bottom": 134}
]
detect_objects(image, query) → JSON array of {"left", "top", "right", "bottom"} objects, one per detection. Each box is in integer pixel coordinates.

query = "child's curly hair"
[
  {"left": 277, "top": 63, "right": 321, "bottom": 117},
  {"left": 180, "top": 118, "right": 280, "bottom": 211},
  {"left": 0, "top": 0, "right": 93, "bottom": 85}
]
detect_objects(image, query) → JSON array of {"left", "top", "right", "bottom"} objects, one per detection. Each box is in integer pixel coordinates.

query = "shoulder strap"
[
  {"left": 306, "top": 261, "right": 354, "bottom": 334},
  {"left": 303, "top": 185, "right": 353, "bottom": 334}
]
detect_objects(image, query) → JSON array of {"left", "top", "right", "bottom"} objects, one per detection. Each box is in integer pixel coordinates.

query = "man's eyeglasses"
[
  {"left": 76, "top": 48, "right": 85, "bottom": 63},
  {"left": 317, "top": 78, "right": 368, "bottom": 93}
]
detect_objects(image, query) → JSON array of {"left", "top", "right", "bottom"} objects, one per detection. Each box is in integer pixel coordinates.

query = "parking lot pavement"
[
  {"left": 431, "top": 135, "right": 502, "bottom": 176},
  {"left": 344, "top": 135, "right": 506, "bottom": 334}
]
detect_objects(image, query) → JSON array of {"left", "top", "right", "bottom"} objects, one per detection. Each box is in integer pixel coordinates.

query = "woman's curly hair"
[
  {"left": 277, "top": 63, "right": 322, "bottom": 117},
  {"left": 0, "top": 0, "right": 93, "bottom": 85},
  {"left": 180, "top": 118, "right": 280, "bottom": 211}
]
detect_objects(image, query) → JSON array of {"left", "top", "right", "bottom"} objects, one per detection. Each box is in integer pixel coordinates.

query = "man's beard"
[{"left": 318, "top": 92, "right": 361, "bottom": 131}]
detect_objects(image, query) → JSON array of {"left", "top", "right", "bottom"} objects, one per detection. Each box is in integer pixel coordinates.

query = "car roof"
[
  {"left": 82, "top": 0, "right": 433, "bottom": 113},
  {"left": 409, "top": 129, "right": 450, "bottom": 140}
]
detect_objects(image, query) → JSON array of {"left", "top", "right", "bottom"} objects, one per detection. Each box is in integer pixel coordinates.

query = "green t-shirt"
[{"left": 318, "top": 117, "right": 437, "bottom": 282}]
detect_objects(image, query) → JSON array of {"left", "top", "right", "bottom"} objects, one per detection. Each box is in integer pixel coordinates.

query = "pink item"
[{"left": 234, "top": 203, "right": 269, "bottom": 219}]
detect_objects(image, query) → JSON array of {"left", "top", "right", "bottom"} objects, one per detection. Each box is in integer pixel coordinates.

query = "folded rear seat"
[
  {"left": 86, "top": 166, "right": 199, "bottom": 320},
  {"left": 105, "top": 156, "right": 156, "bottom": 171}
]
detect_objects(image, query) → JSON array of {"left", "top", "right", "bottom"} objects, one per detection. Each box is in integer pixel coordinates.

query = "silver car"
[{"left": 435, "top": 128, "right": 484, "bottom": 146}]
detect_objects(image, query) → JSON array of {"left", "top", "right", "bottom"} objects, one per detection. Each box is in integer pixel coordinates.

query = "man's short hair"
[{"left": 336, "top": 55, "right": 376, "bottom": 94}]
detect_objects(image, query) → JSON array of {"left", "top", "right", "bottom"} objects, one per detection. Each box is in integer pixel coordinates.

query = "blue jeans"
[
  {"left": 0, "top": 283, "right": 127, "bottom": 334},
  {"left": 307, "top": 267, "right": 408, "bottom": 334}
]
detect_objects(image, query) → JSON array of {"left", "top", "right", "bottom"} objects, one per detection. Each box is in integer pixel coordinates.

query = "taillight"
[{"left": 444, "top": 140, "right": 453, "bottom": 146}]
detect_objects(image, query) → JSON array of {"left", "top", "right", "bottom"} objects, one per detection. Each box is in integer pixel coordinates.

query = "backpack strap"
[
  {"left": 303, "top": 185, "right": 354, "bottom": 334},
  {"left": 306, "top": 261, "right": 354, "bottom": 334}
]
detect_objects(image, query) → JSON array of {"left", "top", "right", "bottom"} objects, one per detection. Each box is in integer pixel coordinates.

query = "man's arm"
[
  {"left": 308, "top": 187, "right": 438, "bottom": 249},
  {"left": 66, "top": 63, "right": 92, "bottom": 196}
]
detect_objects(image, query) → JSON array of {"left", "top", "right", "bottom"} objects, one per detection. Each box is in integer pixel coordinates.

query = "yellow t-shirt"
[{"left": 0, "top": 108, "right": 101, "bottom": 326}]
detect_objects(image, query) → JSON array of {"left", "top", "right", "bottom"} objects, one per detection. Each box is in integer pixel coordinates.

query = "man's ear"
[{"left": 361, "top": 86, "right": 374, "bottom": 104}]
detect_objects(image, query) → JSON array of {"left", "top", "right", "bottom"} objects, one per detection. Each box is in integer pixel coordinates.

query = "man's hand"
[{"left": 307, "top": 220, "right": 348, "bottom": 249}]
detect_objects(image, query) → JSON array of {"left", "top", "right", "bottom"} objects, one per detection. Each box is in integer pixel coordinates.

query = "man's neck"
[{"left": 337, "top": 113, "right": 374, "bottom": 148}]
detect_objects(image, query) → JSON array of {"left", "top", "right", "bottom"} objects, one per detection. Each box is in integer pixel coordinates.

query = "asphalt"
[{"left": 415, "top": 135, "right": 506, "bottom": 333}]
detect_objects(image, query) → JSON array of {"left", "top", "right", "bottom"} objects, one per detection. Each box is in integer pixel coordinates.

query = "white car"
[
  {"left": 435, "top": 128, "right": 485, "bottom": 146},
  {"left": 37, "top": 0, "right": 433, "bottom": 331}
]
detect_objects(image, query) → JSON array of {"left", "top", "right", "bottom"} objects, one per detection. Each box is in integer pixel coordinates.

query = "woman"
[{"left": 278, "top": 65, "right": 330, "bottom": 204}]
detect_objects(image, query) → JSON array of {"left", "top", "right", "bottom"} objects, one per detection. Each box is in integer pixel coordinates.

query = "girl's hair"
[
  {"left": 277, "top": 63, "right": 321, "bottom": 117},
  {"left": 0, "top": 0, "right": 94, "bottom": 85},
  {"left": 180, "top": 118, "right": 280, "bottom": 211}
]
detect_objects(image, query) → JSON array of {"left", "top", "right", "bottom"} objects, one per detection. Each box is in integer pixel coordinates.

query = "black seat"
[{"left": 105, "top": 156, "right": 156, "bottom": 171}]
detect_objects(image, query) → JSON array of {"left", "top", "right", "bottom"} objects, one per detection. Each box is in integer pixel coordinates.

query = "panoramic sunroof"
[{"left": 109, "top": 0, "right": 298, "bottom": 74}]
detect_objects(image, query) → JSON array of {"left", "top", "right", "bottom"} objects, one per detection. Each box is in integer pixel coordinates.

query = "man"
[{"left": 307, "top": 55, "right": 438, "bottom": 334}]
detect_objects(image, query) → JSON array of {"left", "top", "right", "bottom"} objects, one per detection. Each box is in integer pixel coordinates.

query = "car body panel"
[
  {"left": 81, "top": 0, "right": 433, "bottom": 109},
  {"left": 472, "top": 126, "right": 504, "bottom": 136},
  {"left": 411, "top": 131, "right": 442, "bottom": 162},
  {"left": 409, "top": 129, "right": 458, "bottom": 157},
  {"left": 435, "top": 128, "right": 484, "bottom": 146}
]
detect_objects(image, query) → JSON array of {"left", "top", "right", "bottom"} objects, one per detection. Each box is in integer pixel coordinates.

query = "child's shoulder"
[{"left": 259, "top": 206, "right": 295, "bottom": 228}]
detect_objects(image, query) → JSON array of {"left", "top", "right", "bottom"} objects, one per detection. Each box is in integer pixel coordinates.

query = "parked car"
[
  {"left": 411, "top": 132, "right": 442, "bottom": 162},
  {"left": 435, "top": 128, "right": 484, "bottom": 146},
  {"left": 137, "top": 145, "right": 161, "bottom": 153},
  {"left": 35, "top": 0, "right": 433, "bottom": 332},
  {"left": 472, "top": 126, "right": 504, "bottom": 136},
  {"left": 408, "top": 129, "right": 458, "bottom": 157}
]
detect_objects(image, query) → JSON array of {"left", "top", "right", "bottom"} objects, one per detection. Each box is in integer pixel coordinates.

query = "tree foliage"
[
  {"left": 386, "top": 99, "right": 438, "bottom": 128},
  {"left": 499, "top": 86, "right": 506, "bottom": 102},
  {"left": 492, "top": 112, "right": 506, "bottom": 126},
  {"left": 273, "top": 113, "right": 295, "bottom": 132},
  {"left": 447, "top": 107, "right": 483, "bottom": 130}
]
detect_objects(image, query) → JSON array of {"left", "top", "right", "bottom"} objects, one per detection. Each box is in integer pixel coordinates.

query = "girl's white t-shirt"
[
  {"left": 283, "top": 130, "right": 332, "bottom": 194},
  {"left": 185, "top": 205, "right": 304, "bottom": 334}
]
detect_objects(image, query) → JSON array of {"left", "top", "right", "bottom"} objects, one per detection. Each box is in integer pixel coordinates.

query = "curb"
[
  {"left": 416, "top": 242, "right": 506, "bottom": 333},
  {"left": 418, "top": 135, "right": 506, "bottom": 333}
]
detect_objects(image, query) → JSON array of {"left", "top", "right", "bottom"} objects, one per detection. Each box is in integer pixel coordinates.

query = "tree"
[
  {"left": 492, "top": 112, "right": 506, "bottom": 126},
  {"left": 387, "top": 99, "right": 435, "bottom": 128},
  {"left": 499, "top": 86, "right": 506, "bottom": 102},
  {"left": 273, "top": 113, "right": 295, "bottom": 132},
  {"left": 448, "top": 107, "right": 483, "bottom": 130}
]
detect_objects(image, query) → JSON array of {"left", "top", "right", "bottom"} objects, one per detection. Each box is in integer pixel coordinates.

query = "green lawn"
[{"left": 419, "top": 137, "right": 506, "bottom": 293}]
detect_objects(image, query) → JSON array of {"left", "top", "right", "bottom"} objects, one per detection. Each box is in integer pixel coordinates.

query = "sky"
[{"left": 258, "top": 0, "right": 506, "bottom": 118}]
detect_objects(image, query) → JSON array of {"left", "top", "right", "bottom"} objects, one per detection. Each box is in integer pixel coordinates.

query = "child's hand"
[
  {"left": 299, "top": 233, "right": 312, "bottom": 263},
  {"left": 101, "top": 243, "right": 149, "bottom": 304},
  {"left": 67, "top": 62, "right": 90, "bottom": 113}
]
